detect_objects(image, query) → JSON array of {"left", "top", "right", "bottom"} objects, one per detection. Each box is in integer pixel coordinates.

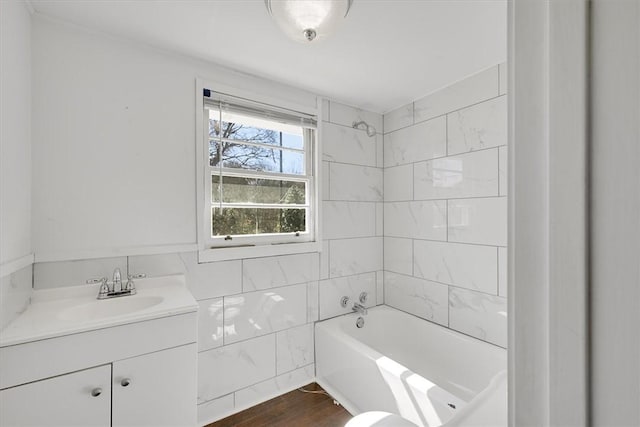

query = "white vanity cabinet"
[
  {"left": 112, "top": 343, "right": 197, "bottom": 427},
  {"left": 0, "top": 275, "right": 199, "bottom": 427},
  {"left": 0, "top": 343, "right": 196, "bottom": 427},
  {"left": 0, "top": 365, "right": 112, "bottom": 427}
]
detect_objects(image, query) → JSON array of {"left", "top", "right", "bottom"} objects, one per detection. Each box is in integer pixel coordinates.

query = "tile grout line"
[
  {"left": 412, "top": 162, "right": 416, "bottom": 201},
  {"left": 496, "top": 247, "right": 500, "bottom": 295},
  {"left": 201, "top": 361, "right": 317, "bottom": 409},
  {"left": 327, "top": 161, "right": 331, "bottom": 200},
  {"left": 228, "top": 279, "right": 313, "bottom": 298},
  {"left": 385, "top": 194, "right": 508, "bottom": 203},
  {"left": 323, "top": 199, "right": 382, "bottom": 205},
  {"left": 497, "top": 147, "right": 501, "bottom": 196},
  {"left": 222, "top": 294, "right": 227, "bottom": 347},
  {"left": 274, "top": 325, "right": 278, "bottom": 377},
  {"left": 306, "top": 280, "right": 312, "bottom": 324},
  {"left": 316, "top": 271, "right": 320, "bottom": 322},
  {"left": 203, "top": 325, "right": 284, "bottom": 353},
  {"left": 445, "top": 114, "right": 449, "bottom": 156},
  {"left": 384, "top": 235, "right": 506, "bottom": 249},
  {"left": 446, "top": 200, "right": 449, "bottom": 242},
  {"left": 385, "top": 143, "right": 507, "bottom": 169},
  {"left": 447, "top": 285, "right": 451, "bottom": 328},
  {"left": 415, "top": 93, "right": 506, "bottom": 128},
  {"left": 383, "top": 93, "right": 506, "bottom": 136},
  {"left": 322, "top": 158, "right": 378, "bottom": 169},
  {"left": 411, "top": 102, "right": 416, "bottom": 125},
  {"left": 381, "top": 118, "right": 386, "bottom": 302},
  {"left": 411, "top": 239, "right": 415, "bottom": 276},
  {"left": 326, "top": 119, "right": 383, "bottom": 135},
  {"left": 386, "top": 270, "right": 504, "bottom": 298}
]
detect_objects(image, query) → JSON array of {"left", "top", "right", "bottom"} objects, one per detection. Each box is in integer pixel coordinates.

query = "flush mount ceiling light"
[{"left": 264, "top": 0, "right": 354, "bottom": 42}]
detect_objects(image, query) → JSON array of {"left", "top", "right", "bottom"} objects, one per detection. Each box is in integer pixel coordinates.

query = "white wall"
[
  {"left": 31, "top": 15, "right": 317, "bottom": 262},
  {"left": 1, "top": 0, "right": 32, "bottom": 267},
  {"left": 0, "top": 0, "right": 34, "bottom": 330},
  {"left": 382, "top": 65, "right": 508, "bottom": 348}
]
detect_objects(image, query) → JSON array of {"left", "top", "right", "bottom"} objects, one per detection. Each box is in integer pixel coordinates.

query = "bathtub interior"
[
  {"left": 444, "top": 370, "right": 507, "bottom": 426},
  {"left": 345, "top": 307, "right": 507, "bottom": 400},
  {"left": 316, "top": 306, "right": 507, "bottom": 427},
  {"left": 372, "top": 354, "right": 468, "bottom": 426}
]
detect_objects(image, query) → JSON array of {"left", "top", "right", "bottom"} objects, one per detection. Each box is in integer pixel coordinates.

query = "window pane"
[
  {"left": 212, "top": 207, "right": 306, "bottom": 236},
  {"left": 209, "top": 140, "right": 304, "bottom": 174},
  {"left": 212, "top": 175, "right": 306, "bottom": 205},
  {"left": 215, "top": 121, "right": 304, "bottom": 151},
  {"left": 208, "top": 109, "right": 304, "bottom": 149}
]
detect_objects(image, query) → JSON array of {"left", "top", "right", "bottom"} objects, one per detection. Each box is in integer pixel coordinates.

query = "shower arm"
[{"left": 352, "top": 120, "right": 377, "bottom": 137}]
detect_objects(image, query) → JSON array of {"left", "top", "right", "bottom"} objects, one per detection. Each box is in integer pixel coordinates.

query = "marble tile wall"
[
  {"left": 382, "top": 63, "right": 508, "bottom": 348},
  {"left": 122, "top": 250, "right": 321, "bottom": 424},
  {"left": 319, "top": 100, "right": 384, "bottom": 320}
]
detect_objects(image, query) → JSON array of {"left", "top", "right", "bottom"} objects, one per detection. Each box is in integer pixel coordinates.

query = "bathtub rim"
[{"left": 316, "top": 304, "right": 507, "bottom": 352}]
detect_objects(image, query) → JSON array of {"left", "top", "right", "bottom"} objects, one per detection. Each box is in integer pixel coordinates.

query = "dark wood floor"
[{"left": 207, "top": 383, "right": 353, "bottom": 427}]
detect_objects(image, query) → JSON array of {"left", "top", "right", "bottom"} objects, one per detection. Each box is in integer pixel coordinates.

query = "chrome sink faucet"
[
  {"left": 87, "top": 268, "right": 145, "bottom": 300},
  {"left": 112, "top": 268, "right": 122, "bottom": 293}
]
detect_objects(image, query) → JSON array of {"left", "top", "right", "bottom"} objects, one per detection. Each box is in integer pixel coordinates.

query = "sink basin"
[
  {"left": 58, "top": 295, "right": 164, "bottom": 322},
  {"left": 1, "top": 274, "right": 197, "bottom": 349}
]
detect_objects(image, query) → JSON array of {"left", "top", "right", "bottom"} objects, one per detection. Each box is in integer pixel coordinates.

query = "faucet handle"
[
  {"left": 88, "top": 277, "right": 110, "bottom": 299},
  {"left": 359, "top": 292, "right": 368, "bottom": 304},
  {"left": 124, "top": 273, "right": 145, "bottom": 293}
]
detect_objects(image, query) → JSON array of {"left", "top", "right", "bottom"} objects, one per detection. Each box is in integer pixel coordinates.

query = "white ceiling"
[{"left": 30, "top": 0, "right": 507, "bottom": 114}]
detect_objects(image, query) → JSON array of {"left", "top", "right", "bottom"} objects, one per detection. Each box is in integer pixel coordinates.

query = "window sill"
[{"left": 198, "top": 241, "right": 322, "bottom": 263}]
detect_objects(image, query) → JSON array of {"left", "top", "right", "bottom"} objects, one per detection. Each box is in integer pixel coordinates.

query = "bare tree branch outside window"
[{"left": 209, "top": 119, "right": 306, "bottom": 236}]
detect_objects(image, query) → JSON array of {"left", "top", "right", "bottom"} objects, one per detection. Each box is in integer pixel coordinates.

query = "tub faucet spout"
[{"left": 352, "top": 302, "right": 368, "bottom": 315}]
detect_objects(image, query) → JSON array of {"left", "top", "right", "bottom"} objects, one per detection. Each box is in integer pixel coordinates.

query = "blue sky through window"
[{"left": 209, "top": 114, "right": 305, "bottom": 174}]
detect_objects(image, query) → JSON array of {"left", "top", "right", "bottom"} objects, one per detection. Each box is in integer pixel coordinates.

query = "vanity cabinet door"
[
  {"left": 0, "top": 364, "right": 111, "bottom": 427},
  {"left": 112, "top": 343, "right": 197, "bottom": 427}
]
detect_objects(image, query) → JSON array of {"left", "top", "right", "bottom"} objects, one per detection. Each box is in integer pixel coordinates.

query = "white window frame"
[{"left": 195, "top": 79, "right": 322, "bottom": 263}]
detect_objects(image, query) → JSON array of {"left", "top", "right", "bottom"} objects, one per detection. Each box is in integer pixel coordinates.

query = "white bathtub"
[{"left": 315, "top": 306, "right": 507, "bottom": 427}]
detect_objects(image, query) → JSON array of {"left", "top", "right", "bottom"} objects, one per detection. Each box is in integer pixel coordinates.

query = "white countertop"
[{"left": 0, "top": 274, "right": 198, "bottom": 347}]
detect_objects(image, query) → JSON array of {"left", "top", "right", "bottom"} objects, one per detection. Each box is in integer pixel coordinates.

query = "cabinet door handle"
[
  {"left": 91, "top": 387, "right": 102, "bottom": 397},
  {"left": 121, "top": 378, "right": 131, "bottom": 387}
]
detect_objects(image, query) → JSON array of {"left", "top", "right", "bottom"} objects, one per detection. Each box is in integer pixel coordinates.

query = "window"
[{"left": 201, "top": 90, "right": 318, "bottom": 254}]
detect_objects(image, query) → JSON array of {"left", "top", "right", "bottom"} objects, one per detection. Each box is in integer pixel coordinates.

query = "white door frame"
[
  {"left": 589, "top": 1, "right": 640, "bottom": 425},
  {"left": 508, "top": 0, "right": 589, "bottom": 425}
]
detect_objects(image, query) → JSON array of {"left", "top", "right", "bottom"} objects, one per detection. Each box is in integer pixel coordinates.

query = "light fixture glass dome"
[{"left": 265, "top": 0, "right": 354, "bottom": 42}]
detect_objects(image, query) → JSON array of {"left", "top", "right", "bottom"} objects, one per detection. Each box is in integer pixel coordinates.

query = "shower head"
[{"left": 352, "top": 120, "right": 377, "bottom": 137}]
